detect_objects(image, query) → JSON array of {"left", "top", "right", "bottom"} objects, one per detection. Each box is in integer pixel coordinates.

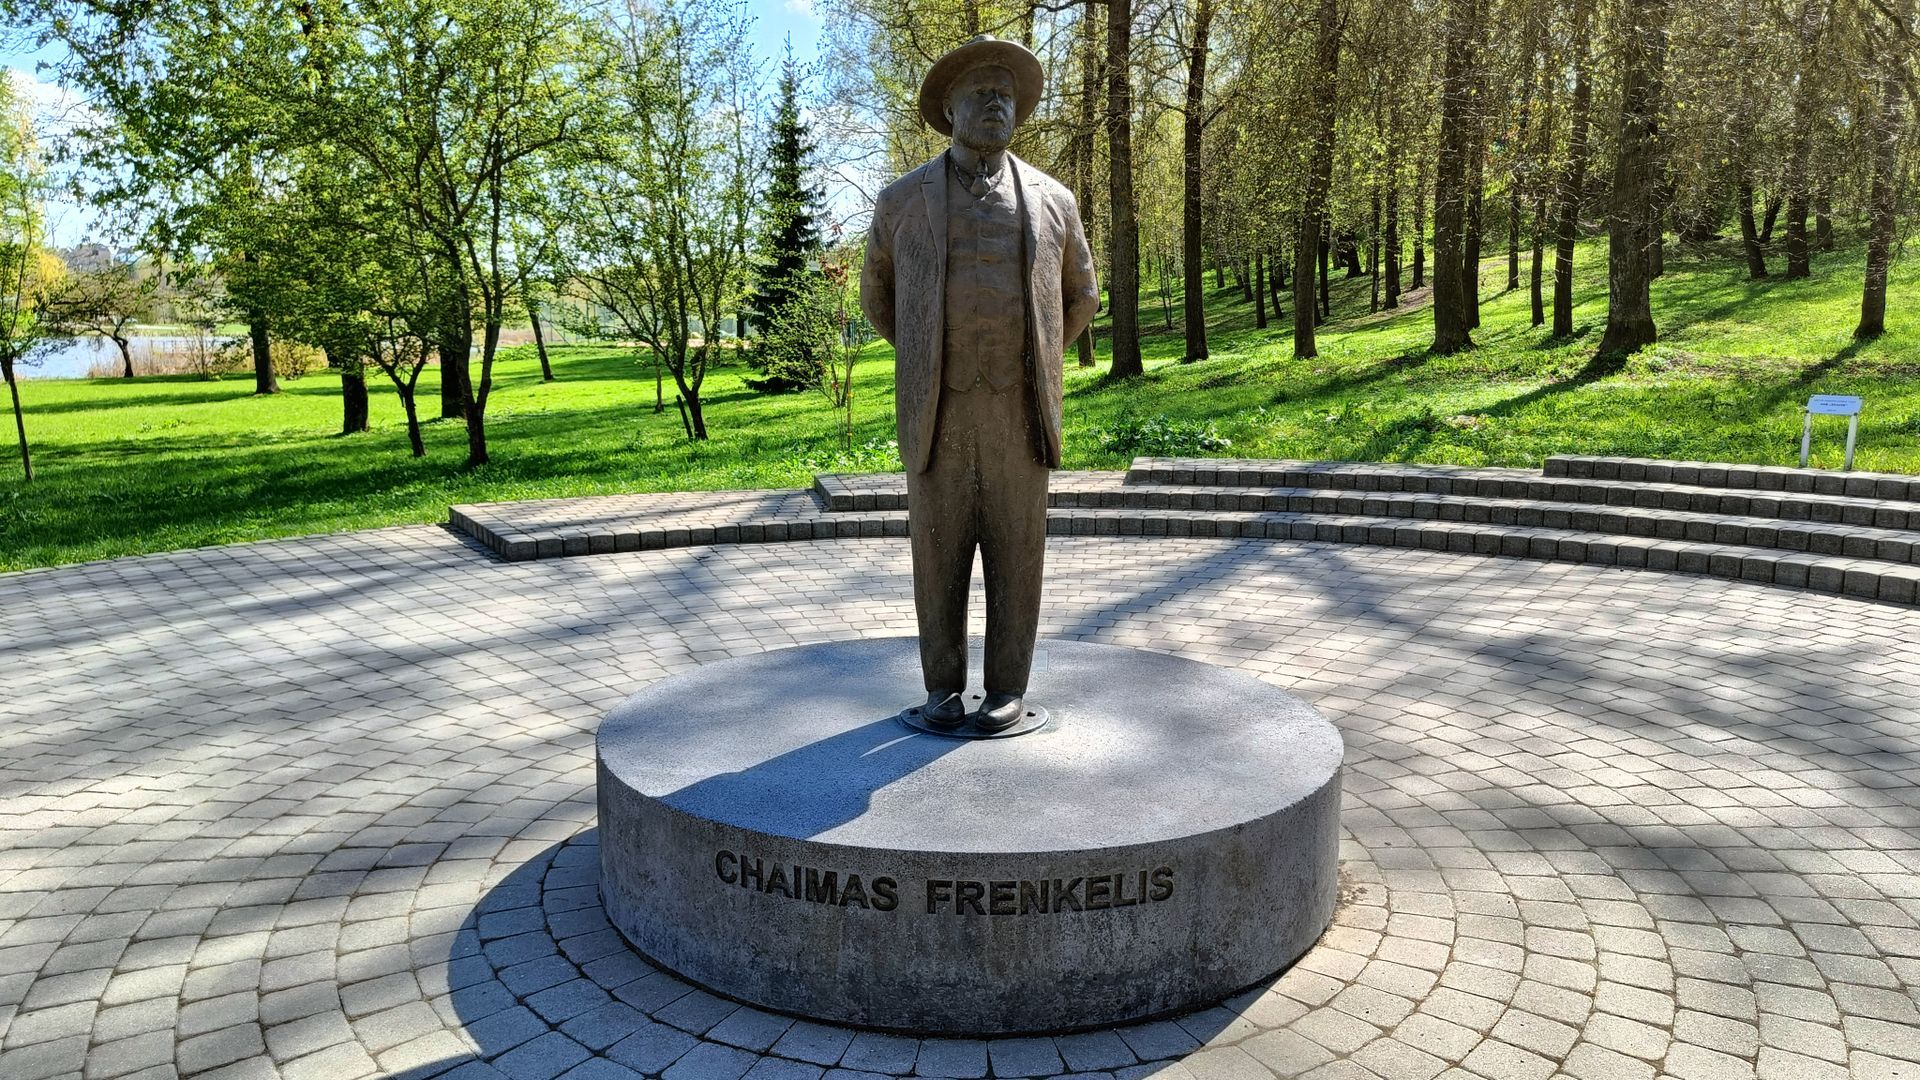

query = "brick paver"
[{"left": 3, "top": 514, "right": 1918, "bottom": 1079}]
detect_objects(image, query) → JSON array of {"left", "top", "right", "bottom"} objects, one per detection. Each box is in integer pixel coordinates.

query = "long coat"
[{"left": 861, "top": 152, "right": 1099, "bottom": 475}]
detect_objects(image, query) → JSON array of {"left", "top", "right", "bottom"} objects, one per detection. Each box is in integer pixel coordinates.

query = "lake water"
[{"left": 18, "top": 336, "right": 240, "bottom": 379}]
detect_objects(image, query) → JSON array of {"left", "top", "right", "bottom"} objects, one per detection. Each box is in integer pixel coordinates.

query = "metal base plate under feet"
[{"left": 897, "top": 695, "right": 1050, "bottom": 739}]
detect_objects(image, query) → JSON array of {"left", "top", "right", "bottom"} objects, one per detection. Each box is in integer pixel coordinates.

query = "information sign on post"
[{"left": 1800, "top": 394, "right": 1863, "bottom": 470}]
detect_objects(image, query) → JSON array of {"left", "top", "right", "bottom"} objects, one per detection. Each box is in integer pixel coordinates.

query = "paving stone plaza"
[{"left": 4, "top": 459, "right": 1920, "bottom": 1080}]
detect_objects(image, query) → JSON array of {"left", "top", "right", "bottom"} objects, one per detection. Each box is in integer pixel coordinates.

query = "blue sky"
[
  {"left": 751, "top": 0, "right": 826, "bottom": 65},
  {"left": 4, "top": 0, "right": 831, "bottom": 246}
]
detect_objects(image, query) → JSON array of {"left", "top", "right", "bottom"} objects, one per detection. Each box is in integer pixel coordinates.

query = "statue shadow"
[
  {"left": 654, "top": 716, "right": 968, "bottom": 839},
  {"left": 383, "top": 828, "right": 1304, "bottom": 1080}
]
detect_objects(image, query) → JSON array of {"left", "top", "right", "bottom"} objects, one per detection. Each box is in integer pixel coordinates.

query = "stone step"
[
  {"left": 815, "top": 472, "right": 1920, "bottom": 560},
  {"left": 1101, "top": 486, "right": 1920, "bottom": 564},
  {"left": 1544, "top": 454, "right": 1920, "bottom": 501},
  {"left": 1122, "top": 458, "right": 1920, "bottom": 530},
  {"left": 451, "top": 493, "right": 1920, "bottom": 607},
  {"left": 813, "top": 470, "right": 1122, "bottom": 511},
  {"left": 1126, "top": 457, "right": 1535, "bottom": 491}
]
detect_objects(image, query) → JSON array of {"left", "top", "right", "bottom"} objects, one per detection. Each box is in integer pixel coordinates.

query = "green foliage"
[
  {"left": 1091, "top": 410, "right": 1233, "bottom": 456},
  {"left": 557, "top": 0, "right": 758, "bottom": 439},
  {"left": 746, "top": 42, "right": 826, "bottom": 393},
  {"left": 785, "top": 436, "right": 902, "bottom": 473},
  {"left": 3, "top": 238, "right": 1920, "bottom": 571}
]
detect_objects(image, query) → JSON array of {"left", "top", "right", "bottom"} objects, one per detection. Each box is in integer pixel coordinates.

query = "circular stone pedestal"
[{"left": 596, "top": 638, "right": 1343, "bottom": 1035}]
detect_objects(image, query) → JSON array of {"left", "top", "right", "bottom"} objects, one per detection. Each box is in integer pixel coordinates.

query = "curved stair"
[{"left": 450, "top": 455, "right": 1920, "bottom": 606}]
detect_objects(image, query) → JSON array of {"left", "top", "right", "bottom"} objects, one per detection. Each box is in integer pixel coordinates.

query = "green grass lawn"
[{"left": 3, "top": 236, "right": 1915, "bottom": 571}]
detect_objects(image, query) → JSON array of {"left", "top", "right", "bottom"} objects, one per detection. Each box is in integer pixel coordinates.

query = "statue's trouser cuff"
[{"left": 907, "top": 382, "right": 1048, "bottom": 697}]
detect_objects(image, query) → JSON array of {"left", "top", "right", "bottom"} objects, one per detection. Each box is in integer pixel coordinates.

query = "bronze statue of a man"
[{"left": 861, "top": 36, "right": 1100, "bottom": 733}]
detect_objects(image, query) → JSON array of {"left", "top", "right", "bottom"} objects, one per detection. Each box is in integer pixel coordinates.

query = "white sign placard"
[{"left": 1807, "top": 394, "right": 1863, "bottom": 416}]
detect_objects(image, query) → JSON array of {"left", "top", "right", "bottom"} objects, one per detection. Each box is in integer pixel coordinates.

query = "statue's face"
[{"left": 945, "top": 64, "right": 1018, "bottom": 153}]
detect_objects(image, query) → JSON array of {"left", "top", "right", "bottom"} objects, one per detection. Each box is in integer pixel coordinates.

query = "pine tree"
[{"left": 747, "top": 41, "right": 825, "bottom": 393}]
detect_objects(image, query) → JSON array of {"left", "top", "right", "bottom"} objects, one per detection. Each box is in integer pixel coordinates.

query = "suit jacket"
[{"left": 862, "top": 152, "right": 1099, "bottom": 474}]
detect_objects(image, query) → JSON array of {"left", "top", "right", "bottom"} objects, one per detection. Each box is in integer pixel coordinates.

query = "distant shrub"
[
  {"left": 785, "top": 437, "right": 902, "bottom": 474},
  {"left": 1092, "top": 412, "right": 1232, "bottom": 457},
  {"left": 270, "top": 340, "right": 323, "bottom": 380}
]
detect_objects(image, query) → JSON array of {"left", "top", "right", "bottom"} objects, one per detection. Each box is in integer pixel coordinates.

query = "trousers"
[{"left": 906, "top": 380, "right": 1049, "bottom": 695}]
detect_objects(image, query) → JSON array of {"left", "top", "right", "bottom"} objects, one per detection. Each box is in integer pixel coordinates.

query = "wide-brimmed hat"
[{"left": 918, "top": 35, "right": 1044, "bottom": 137}]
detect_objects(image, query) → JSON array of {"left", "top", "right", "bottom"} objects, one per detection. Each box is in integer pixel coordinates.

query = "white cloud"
[
  {"left": 8, "top": 66, "right": 94, "bottom": 139},
  {"left": 784, "top": 0, "right": 819, "bottom": 19}
]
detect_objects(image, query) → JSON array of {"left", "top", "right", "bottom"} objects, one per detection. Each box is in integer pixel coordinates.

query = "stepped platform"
[{"left": 449, "top": 456, "right": 1920, "bottom": 606}]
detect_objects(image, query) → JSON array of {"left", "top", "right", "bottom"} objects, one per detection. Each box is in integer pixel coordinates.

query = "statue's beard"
[{"left": 953, "top": 118, "right": 1012, "bottom": 156}]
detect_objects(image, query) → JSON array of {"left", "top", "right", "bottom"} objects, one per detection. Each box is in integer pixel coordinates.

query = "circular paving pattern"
[{"left": 0, "top": 526, "right": 1917, "bottom": 1080}]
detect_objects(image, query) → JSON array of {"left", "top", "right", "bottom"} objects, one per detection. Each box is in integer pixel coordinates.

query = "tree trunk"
[
  {"left": 1318, "top": 224, "right": 1332, "bottom": 320},
  {"left": 1106, "top": 0, "right": 1143, "bottom": 377},
  {"left": 1338, "top": 233, "right": 1363, "bottom": 277},
  {"left": 1075, "top": 0, "right": 1102, "bottom": 368},
  {"left": 1239, "top": 258, "right": 1253, "bottom": 301},
  {"left": 1510, "top": 10, "right": 1543, "bottom": 296},
  {"left": 116, "top": 336, "right": 133, "bottom": 378},
  {"left": 4, "top": 362, "right": 28, "bottom": 483},
  {"left": 1507, "top": 193, "right": 1522, "bottom": 292},
  {"left": 1784, "top": 186, "right": 1810, "bottom": 277},
  {"left": 1856, "top": 65, "right": 1902, "bottom": 339},
  {"left": 401, "top": 387, "right": 425, "bottom": 457},
  {"left": 1181, "top": 0, "right": 1214, "bottom": 362},
  {"left": 1552, "top": 0, "right": 1593, "bottom": 337},
  {"left": 1292, "top": 0, "right": 1341, "bottom": 358},
  {"left": 466, "top": 320, "right": 500, "bottom": 468},
  {"left": 1268, "top": 250, "right": 1286, "bottom": 316},
  {"left": 1431, "top": 0, "right": 1478, "bottom": 354},
  {"left": 1738, "top": 178, "right": 1769, "bottom": 278},
  {"left": 685, "top": 388, "right": 709, "bottom": 440},
  {"left": 1465, "top": 148, "right": 1484, "bottom": 329},
  {"left": 1385, "top": 164, "right": 1402, "bottom": 309},
  {"left": 1781, "top": 0, "right": 1827, "bottom": 280},
  {"left": 465, "top": 405, "right": 488, "bottom": 466},
  {"left": 1813, "top": 179, "right": 1832, "bottom": 251},
  {"left": 1254, "top": 251, "right": 1268, "bottom": 329},
  {"left": 249, "top": 312, "right": 278, "bottom": 395},
  {"left": 1530, "top": 199, "right": 1547, "bottom": 325},
  {"left": 440, "top": 322, "right": 470, "bottom": 420},
  {"left": 530, "top": 306, "right": 555, "bottom": 381},
  {"left": 1412, "top": 155, "right": 1428, "bottom": 290},
  {"left": 340, "top": 365, "right": 369, "bottom": 434},
  {"left": 1370, "top": 189, "right": 1381, "bottom": 313},
  {"left": 1597, "top": 0, "right": 1669, "bottom": 356},
  {"left": 1759, "top": 195, "right": 1780, "bottom": 243}
]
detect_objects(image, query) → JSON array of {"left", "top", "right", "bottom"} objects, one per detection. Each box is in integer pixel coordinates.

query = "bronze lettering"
[
  {"left": 804, "top": 868, "right": 840, "bottom": 905},
  {"left": 713, "top": 855, "right": 1169, "bottom": 915},
  {"left": 839, "top": 875, "right": 869, "bottom": 909},
  {"left": 1086, "top": 875, "right": 1111, "bottom": 909},
  {"left": 1150, "top": 866, "right": 1174, "bottom": 901}
]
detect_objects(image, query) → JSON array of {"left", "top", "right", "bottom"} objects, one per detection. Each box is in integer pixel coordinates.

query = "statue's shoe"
[
  {"left": 921, "top": 690, "right": 967, "bottom": 730},
  {"left": 975, "top": 691, "right": 1026, "bottom": 733}
]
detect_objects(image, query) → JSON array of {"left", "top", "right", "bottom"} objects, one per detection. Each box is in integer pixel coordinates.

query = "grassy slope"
[{"left": 2, "top": 237, "right": 1914, "bottom": 571}]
